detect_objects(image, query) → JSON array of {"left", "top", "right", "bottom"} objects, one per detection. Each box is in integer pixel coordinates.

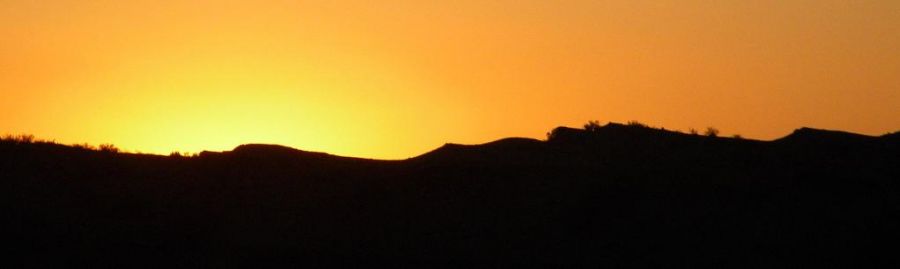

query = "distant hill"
[{"left": 2, "top": 123, "right": 899, "bottom": 267}]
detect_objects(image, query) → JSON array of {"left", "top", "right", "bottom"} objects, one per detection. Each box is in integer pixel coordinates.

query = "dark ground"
[{"left": 2, "top": 123, "right": 899, "bottom": 267}]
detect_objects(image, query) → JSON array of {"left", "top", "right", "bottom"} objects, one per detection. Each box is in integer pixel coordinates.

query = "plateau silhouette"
[{"left": 2, "top": 122, "right": 898, "bottom": 267}]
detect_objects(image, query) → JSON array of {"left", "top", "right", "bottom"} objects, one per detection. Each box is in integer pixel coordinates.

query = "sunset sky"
[{"left": 2, "top": 0, "right": 898, "bottom": 159}]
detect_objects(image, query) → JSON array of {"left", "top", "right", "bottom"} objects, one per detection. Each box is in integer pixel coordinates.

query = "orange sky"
[{"left": 2, "top": 0, "right": 898, "bottom": 159}]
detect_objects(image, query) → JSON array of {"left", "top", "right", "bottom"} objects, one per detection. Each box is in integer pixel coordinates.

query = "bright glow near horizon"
[{"left": 2, "top": 1, "right": 899, "bottom": 159}]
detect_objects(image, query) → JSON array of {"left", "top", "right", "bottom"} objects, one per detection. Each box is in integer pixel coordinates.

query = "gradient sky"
[{"left": 2, "top": 0, "right": 898, "bottom": 159}]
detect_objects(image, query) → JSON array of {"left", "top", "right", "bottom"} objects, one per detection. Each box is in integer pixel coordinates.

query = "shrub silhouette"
[
  {"left": 583, "top": 120, "right": 602, "bottom": 132},
  {"left": 1, "top": 134, "right": 35, "bottom": 143},
  {"left": 705, "top": 127, "right": 720, "bottom": 137},
  {"left": 99, "top": 144, "right": 119, "bottom": 153},
  {"left": 74, "top": 143, "right": 96, "bottom": 150},
  {"left": 19, "top": 134, "right": 34, "bottom": 143},
  {"left": 627, "top": 120, "right": 647, "bottom": 128}
]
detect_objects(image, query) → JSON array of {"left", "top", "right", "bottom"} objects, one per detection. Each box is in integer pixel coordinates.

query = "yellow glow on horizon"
[{"left": 2, "top": 1, "right": 899, "bottom": 159}]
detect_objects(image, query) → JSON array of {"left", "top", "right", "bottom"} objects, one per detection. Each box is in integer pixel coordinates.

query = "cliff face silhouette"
[{"left": 2, "top": 123, "right": 899, "bottom": 267}]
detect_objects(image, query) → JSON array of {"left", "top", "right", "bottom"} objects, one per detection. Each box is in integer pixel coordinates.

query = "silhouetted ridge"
[
  {"left": 881, "top": 131, "right": 900, "bottom": 140},
  {"left": 414, "top": 137, "right": 548, "bottom": 164},
  {"left": 548, "top": 122, "right": 691, "bottom": 144},
  {"left": 228, "top": 144, "right": 329, "bottom": 164},
  {"left": 417, "top": 123, "right": 714, "bottom": 166},
  {"left": 233, "top": 143, "right": 320, "bottom": 156},
  {"left": 775, "top": 127, "right": 886, "bottom": 153},
  {"left": 2, "top": 124, "right": 899, "bottom": 267},
  {"left": 227, "top": 143, "right": 379, "bottom": 168},
  {"left": 778, "top": 127, "right": 877, "bottom": 142},
  {"left": 544, "top": 126, "right": 584, "bottom": 141},
  {"left": 545, "top": 123, "right": 713, "bottom": 160},
  {"left": 438, "top": 137, "right": 545, "bottom": 153},
  {"left": 228, "top": 144, "right": 387, "bottom": 167}
]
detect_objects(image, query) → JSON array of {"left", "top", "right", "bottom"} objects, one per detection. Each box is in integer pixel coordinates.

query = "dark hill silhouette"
[
  {"left": 2, "top": 123, "right": 899, "bottom": 267},
  {"left": 776, "top": 127, "right": 881, "bottom": 146},
  {"left": 233, "top": 143, "right": 316, "bottom": 155}
]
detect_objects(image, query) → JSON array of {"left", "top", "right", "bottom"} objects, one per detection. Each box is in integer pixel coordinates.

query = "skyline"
[{"left": 2, "top": 0, "right": 899, "bottom": 159}]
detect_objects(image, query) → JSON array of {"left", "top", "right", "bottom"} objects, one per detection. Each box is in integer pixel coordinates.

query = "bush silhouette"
[
  {"left": 99, "top": 144, "right": 119, "bottom": 153},
  {"left": 627, "top": 120, "right": 647, "bottom": 128},
  {"left": 705, "top": 127, "right": 720, "bottom": 137},
  {"left": 583, "top": 120, "right": 602, "bottom": 132},
  {"left": 19, "top": 134, "right": 34, "bottom": 143},
  {"left": 72, "top": 143, "right": 94, "bottom": 150},
  {"left": 1, "top": 134, "right": 35, "bottom": 143}
]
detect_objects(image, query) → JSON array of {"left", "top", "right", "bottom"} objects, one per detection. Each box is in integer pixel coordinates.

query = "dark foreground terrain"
[{"left": 2, "top": 123, "right": 899, "bottom": 267}]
